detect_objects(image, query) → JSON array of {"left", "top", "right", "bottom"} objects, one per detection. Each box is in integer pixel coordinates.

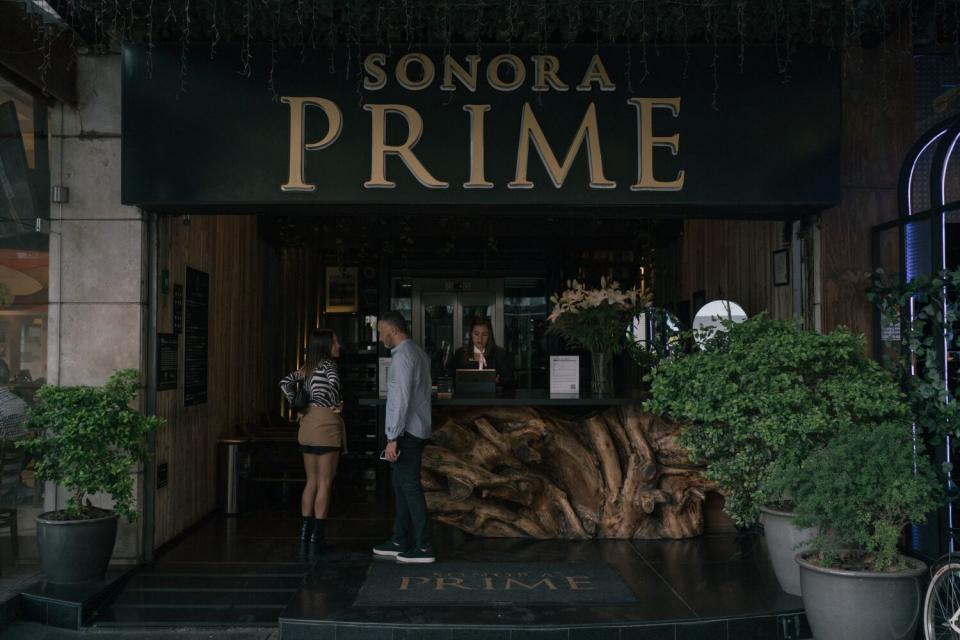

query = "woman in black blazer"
[{"left": 449, "top": 316, "right": 515, "bottom": 389}]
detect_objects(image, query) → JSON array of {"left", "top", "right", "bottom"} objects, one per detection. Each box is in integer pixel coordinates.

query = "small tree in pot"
[
  {"left": 17, "top": 369, "right": 162, "bottom": 583},
  {"left": 775, "top": 415, "right": 941, "bottom": 640},
  {"left": 645, "top": 316, "right": 908, "bottom": 595}
]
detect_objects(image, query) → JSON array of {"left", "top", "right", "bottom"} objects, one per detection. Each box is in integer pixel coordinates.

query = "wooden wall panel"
[
  {"left": 153, "top": 215, "right": 266, "bottom": 548},
  {"left": 673, "top": 218, "right": 793, "bottom": 320},
  {"left": 820, "top": 38, "right": 914, "bottom": 346}
]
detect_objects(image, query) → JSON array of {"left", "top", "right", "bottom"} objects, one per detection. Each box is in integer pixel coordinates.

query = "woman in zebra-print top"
[
  {"left": 280, "top": 358, "right": 343, "bottom": 409},
  {"left": 279, "top": 328, "right": 345, "bottom": 553}
]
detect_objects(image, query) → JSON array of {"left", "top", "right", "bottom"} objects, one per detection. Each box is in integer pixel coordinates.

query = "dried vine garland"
[{"left": 17, "top": 0, "right": 960, "bottom": 89}]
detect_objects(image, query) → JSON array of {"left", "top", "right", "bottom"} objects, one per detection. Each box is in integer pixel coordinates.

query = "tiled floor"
[
  {"left": 0, "top": 535, "right": 41, "bottom": 607},
  {"left": 92, "top": 498, "right": 388, "bottom": 627},
  {"left": 87, "top": 493, "right": 806, "bottom": 639}
]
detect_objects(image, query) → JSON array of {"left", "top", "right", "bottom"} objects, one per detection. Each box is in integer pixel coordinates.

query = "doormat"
[{"left": 353, "top": 562, "right": 638, "bottom": 607}]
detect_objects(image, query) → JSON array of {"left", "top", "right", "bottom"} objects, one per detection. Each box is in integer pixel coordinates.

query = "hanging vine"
[{"left": 17, "top": 0, "right": 959, "bottom": 94}]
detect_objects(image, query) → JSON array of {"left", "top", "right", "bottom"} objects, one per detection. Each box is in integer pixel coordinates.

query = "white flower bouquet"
[{"left": 547, "top": 277, "right": 650, "bottom": 355}]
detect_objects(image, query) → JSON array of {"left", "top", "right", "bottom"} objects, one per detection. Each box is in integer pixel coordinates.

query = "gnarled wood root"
[{"left": 422, "top": 404, "right": 711, "bottom": 539}]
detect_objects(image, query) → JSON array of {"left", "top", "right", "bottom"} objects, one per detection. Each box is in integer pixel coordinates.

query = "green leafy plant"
[
  {"left": 17, "top": 369, "right": 162, "bottom": 521},
  {"left": 867, "top": 268, "right": 960, "bottom": 446},
  {"left": 771, "top": 417, "right": 941, "bottom": 571},
  {"left": 645, "top": 315, "right": 910, "bottom": 526}
]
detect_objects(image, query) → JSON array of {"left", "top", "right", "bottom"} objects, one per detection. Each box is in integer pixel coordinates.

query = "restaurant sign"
[{"left": 121, "top": 45, "right": 840, "bottom": 211}]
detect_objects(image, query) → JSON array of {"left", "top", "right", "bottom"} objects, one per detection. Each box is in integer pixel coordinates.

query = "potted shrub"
[
  {"left": 778, "top": 414, "right": 940, "bottom": 640},
  {"left": 17, "top": 370, "right": 162, "bottom": 584},
  {"left": 645, "top": 316, "right": 909, "bottom": 595}
]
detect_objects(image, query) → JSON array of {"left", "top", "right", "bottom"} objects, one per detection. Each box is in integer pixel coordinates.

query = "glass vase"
[{"left": 590, "top": 349, "right": 612, "bottom": 397}]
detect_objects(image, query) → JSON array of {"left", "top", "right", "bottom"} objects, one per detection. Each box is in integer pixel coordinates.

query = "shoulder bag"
[{"left": 291, "top": 368, "right": 312, "bottom": 413}]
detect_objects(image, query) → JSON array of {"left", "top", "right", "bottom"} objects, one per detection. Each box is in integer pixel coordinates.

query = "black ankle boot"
[
  {"left": 299, "top": 517, "right": 312, "bottom": 541},
  {"left": 309, "top": 519, "right": 327, "bottom": 555}
]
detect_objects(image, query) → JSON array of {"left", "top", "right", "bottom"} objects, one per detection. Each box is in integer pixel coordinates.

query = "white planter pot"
[
  {"left": 797, "top": 553, "right": 925, "bottom": 640},
  {"left": 759, "top": 505, "right": 816, "bottom": 596}
]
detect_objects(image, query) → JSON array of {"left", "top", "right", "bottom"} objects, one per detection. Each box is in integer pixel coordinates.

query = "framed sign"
[
  {"left": 773, "top": 249, "right": 790, "bottom": 286},
  {"left": 325, "top": 266, "right": 358, "bottom": 313}
]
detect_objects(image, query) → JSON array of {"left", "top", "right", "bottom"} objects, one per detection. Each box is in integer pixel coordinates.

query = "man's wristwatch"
[{"left": 387, "top": 438, "right": 397, "bottom": 443}]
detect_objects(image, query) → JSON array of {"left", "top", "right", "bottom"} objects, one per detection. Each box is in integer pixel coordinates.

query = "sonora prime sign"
[{"left": 121, "top": 45, "right": 840, "bottom": 211}]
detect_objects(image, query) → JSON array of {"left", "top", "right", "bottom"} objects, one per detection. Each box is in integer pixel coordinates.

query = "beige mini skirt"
[{"left": 298, "top": 406, "right": 346, "bottom": 449}]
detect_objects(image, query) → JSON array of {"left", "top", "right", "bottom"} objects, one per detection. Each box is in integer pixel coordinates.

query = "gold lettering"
[
  {"left": 505, "top": 577, "right": 558, "bottom": 591},
  {"left": 364, "top": 104, "right": 449, "bottom": 189},
  {"left": 487, "top": 54, "right": 526, "bottom": 92},
  {"left": 441, "top": 54, "right": 481, "bottom": 92},
  {"left": 532, "top": 55, "right": 568, "bottom": 92},
  {"left": 280, "top": 97, "right": 343, "bottom": 192},
  {"left": 436, "top": 577, "right": 474, "bottom": 591},
  {"left": 463, "top": 105, "right": 493, "bottom": 189},
  {"left": 363, "top": 53, "right": 388, "bottom": 90},
  {"left": 509, "top": 102, "right": 615, "bottom": 190},
  {"left": 396, "top": 53, "right": 435, "bottom": 91},
  {"left": 564, "top": 576, "right": 596, "bottom": 590},
  {"left": 627, "top": 97, "right": 685, "bottom": 191},
  {"left": 399, "top": 576, "right": 431, "bottom": 591},
  {"left": 577, "top": 55, "right": 616, "bottom": 92}
]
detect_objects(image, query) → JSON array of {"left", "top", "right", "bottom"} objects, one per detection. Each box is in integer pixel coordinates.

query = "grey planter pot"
[
  {"left": 759, "top": 505, "right": 816, "bottom": 596},
  {"left": 797, "top": 553, "right": 925, "bottom": 640},
  {"left": 36, "top": 511, "right": 118, "bottom": 584}
]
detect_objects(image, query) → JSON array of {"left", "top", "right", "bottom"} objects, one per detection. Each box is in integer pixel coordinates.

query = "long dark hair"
[
  {"left": 304, "top": 328, "right": 336, "bottom": 374},
  {"left": 462, "top": 316, "right": 497, "bottom": 354}
]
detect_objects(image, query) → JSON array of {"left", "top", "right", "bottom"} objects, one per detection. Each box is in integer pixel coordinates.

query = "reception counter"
[
  {"left": 358, "top": 389, "right": 638, "bottom": 407},
  {"left": 360, "top": 391, "right": 711, "bottom": 541}
]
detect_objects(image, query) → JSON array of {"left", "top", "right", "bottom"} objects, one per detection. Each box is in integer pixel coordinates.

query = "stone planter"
[
  {"left": 759, "top": 505, "right": 816, "bottom": 596},
  {"left": 36, "top": 511, "right": 118, "bottom": 584},
  {"left": 797, "top": 553, "right": 925, "bottom": 640}
]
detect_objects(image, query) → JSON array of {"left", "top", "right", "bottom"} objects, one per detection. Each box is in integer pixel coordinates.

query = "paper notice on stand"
[
  {"left": 550, "top": 356, "right": 580, "bottom": 397},
  {"left": 378, "top": 357, "right": 391, "bottom": 397}
]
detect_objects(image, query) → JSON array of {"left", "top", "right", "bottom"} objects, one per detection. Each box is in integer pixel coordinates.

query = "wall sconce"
[{"left": 51, "top": 185, "right": 69, "bottom": 204}]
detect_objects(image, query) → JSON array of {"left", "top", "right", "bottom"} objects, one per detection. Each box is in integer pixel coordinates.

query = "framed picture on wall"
[
  {"left": 773, "top": 249, "right": 790, "bottom": 287},
  {"left": 325, "top": 266, "right": 359, "bottom": 313}
]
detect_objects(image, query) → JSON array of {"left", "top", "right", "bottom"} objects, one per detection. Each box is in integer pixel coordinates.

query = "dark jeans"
[{"left": 390, "top": 433, "right": 432, "bottom": 550}]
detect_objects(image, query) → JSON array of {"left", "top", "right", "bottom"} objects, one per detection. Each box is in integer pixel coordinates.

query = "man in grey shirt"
[{"left": 373, "top": 310, "right": 435, "bottom": 564}]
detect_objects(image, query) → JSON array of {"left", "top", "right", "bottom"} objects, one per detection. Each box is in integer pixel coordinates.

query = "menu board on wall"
[{"left": 183, "top": 267, "right": 209, "bottom": 406}]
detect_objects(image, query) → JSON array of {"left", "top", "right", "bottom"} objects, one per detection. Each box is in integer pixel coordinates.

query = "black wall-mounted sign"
[
  {"left": 157, "top": 333, "right": 178, "bottom": 391},
  {"left": 172, "top": 284, "right": 183, "bottom": 335},
  {"left": 121, "top": 44, "right": 841, "bottom": 214},
  {"left": 183, "top": 268, "right": 209, "bottom": 406}
]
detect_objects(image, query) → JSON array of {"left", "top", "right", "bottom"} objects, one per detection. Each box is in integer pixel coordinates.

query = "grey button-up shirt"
[{"left": 385, "top": 339, "right": 432, "bottom": 441}]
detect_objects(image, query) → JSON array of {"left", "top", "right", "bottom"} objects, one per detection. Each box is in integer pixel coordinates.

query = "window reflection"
[
  {"left": 0, "top": 74, "right": 48, "bottom": 523},
  {"left": 0, "top": 78, "right": 35, "bottom": 169}
]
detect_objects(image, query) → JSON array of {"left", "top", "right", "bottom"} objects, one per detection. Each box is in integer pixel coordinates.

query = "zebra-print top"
[{"left": 280, "top": 358, "right": 342, "bottom": 408}]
